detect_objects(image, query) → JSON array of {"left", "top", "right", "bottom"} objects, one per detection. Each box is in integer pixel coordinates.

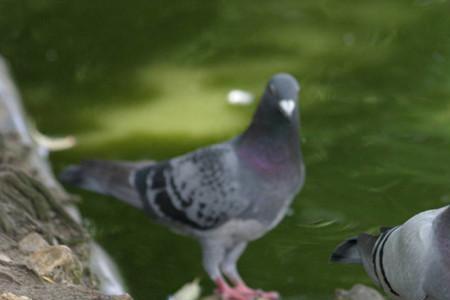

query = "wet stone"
[
  {"left": 0, "top": 253, "right": 12, "bottom": 263},
  {"left": 112, "top": 295, "right": 132, "bottom": 300},
  {"left": 18, "top": 232, "right": 49, "bottom": 254},
  {"left": 335, "top": 284, "right": 385, "bottom": 300},
  {"left": 28, "top": 245, "right": 74, "bottom": 276},
  {"left": 0, "top": 293, "right": 32, "bottom": 300}
]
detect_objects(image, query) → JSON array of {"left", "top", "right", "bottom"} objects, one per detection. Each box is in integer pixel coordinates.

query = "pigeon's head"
[{"left": 262, "top": 73, "right": 300, "bottom": 121}]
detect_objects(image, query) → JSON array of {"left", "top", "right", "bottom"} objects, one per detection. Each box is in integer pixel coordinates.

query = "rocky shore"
[{"left": 0, "top": 55, "right": 131, "bottom": 300}]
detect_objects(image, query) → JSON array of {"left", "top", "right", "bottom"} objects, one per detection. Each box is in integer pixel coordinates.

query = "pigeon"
[
  {"left": 60, "top": 73, "right": 305, "bottom": 300},
  {"left": 331, "top": 205, "right": 450, "bottom": 300}
]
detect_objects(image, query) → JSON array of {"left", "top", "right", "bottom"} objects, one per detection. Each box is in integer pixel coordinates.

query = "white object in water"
[
  {"left": 90, "top": 242, "right": 127, "bottom": 295},
  {"left": 0, "top": 56, "right": 33, "bottom": 145},
  {"left": 32, "top": 128, "right": 77, "bottom": 152},
  {"left": 227, "top": 89, "right": 254, "bottom": 105},
  {"left": 168, "top": 279, "right": 201, "bottom": 300}
]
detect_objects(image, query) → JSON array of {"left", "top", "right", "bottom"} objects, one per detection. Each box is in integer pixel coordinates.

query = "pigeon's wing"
[{"left": 133, "top": 144, "right": 248, "bottom": 231}]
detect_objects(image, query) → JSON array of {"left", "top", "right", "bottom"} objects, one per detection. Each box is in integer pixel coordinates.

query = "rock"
[
  {"left": 111, "top": 294, "right": 132, "bottom": 300},
  {"left": 0, "top": 55, "right": 132, "bottom": 300},
  {"left": 200, "top": 296, "right": 268, "bottom": 300},
  {"left": 28, "top": 245, "right": 74, "bottom": 276},
  {"left": 169, "top": 280, "right": 272, "bottom": 300},
  {"left": 0, "top": 253, "right": 12, "bottom": 263},
  {"left": 200, "top": 296, "right": 218, "bottom": 300},
  {"left": 19, "top": 232, "right": 49, "bottom": 254},
  {"left": 335, "top": 284, "right": 385, "bottom": 300},
  {"left": 0, "top": 293, "right": 32, "bottom": 300}
]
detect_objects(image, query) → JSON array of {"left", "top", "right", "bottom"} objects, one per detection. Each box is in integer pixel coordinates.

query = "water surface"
[{"left": 1, "top": 0, "right": 450, "bottom": 299}]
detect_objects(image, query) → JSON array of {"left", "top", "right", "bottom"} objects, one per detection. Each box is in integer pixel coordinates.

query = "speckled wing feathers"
[{"left": 134, "top": 145, "right": 247, "bottom": 231}]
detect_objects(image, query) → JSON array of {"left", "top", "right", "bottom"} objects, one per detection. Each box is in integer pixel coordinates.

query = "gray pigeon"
[
  {"left": 60, "top": 73, "right": 305, "bottom": 300},
  {"left": 331, "top": 205, "right": 450, "bottom": 300}
]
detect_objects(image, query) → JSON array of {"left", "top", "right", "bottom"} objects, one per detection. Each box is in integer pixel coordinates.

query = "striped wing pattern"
[{"left": 134, "top": 146, "right": 247, "bottom": 231}]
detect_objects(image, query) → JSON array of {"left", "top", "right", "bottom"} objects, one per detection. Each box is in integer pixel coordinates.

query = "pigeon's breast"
[
  {"left": 237, "top": 156, "right": 304, "bottom": 230},
  {"left": 237, "top": 136, "right": 300, "bottom": 176}
]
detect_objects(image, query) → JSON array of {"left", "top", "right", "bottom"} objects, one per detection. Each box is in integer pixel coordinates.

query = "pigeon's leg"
[
  {"left": 202, "top": 241, "right": 252, "bottom": 300},
  {"left": 221, "top": 242, "right": 279, "bottom": 300},
  {"left": 221, "top": 242, "right": 247, "bottom": 285}
]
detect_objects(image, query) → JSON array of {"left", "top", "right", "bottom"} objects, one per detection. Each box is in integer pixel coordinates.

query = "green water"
[{"left": 2, "top": 0, "right": 450, "bottom": 299}]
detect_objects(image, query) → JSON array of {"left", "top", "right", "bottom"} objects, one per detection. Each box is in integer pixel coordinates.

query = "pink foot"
[
  {"left": 215, "top": 279, "right": 254, "bottom": 300},
  {"left": 234, "top": 281, "right": 280, "bottom": 300}
]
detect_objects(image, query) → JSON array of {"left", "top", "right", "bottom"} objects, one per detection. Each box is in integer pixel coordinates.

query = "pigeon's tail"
[
  {"left": 60, "top": 160, "right": 150, "bottom": 209},
  {"left": 330, "top": 237, "right": 361, "bottom": 264}
]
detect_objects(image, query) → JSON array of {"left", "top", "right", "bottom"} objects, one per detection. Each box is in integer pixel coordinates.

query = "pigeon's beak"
[{"left": 279, "top": 99, "right": 296, "bottom": 118}]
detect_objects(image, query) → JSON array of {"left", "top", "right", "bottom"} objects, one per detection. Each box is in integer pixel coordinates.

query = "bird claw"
[
  {"left": 254, "top": 290, "right": 280, "bottom": 300},
  {"left": 216, "top": 288, "right": 250, "bottom": 300},
  {"left": 217, "top": 290, "right": 279, "bottom": 300},
  {"left": 216, "top": 279, "right": 280, "bottom": 300},
  {"left": 234, "top": 282, "right": 279, "bottom": 300}
]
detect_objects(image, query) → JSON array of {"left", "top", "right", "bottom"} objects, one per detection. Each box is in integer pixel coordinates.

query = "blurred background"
[{"left": 1, "top": 0, "right": 450, "bottom": 299}]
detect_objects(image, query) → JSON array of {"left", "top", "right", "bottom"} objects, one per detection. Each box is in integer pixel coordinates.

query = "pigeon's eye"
[{"left": 268, "top": 84, "right": 276, "bottom": 96}]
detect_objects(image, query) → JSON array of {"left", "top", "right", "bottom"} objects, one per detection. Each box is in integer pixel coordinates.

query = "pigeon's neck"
[{"left": 235, "top": 119, "right": 301, "bottom": 173}]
